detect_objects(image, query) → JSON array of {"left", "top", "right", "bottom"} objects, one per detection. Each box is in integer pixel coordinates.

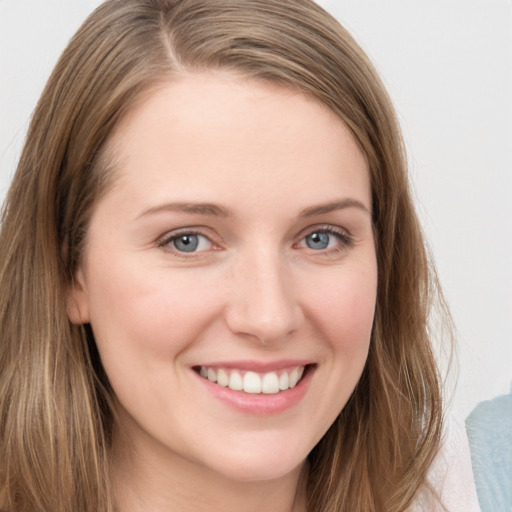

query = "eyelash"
[
  {"left": 157, "top": 229, "right": 214, "bottom": 256},
  {"left": 296, "top": 226, "right": 354, "bottom": 254},
  {"left": 157, "top": 225, "right": 353, "bottom": 257}
]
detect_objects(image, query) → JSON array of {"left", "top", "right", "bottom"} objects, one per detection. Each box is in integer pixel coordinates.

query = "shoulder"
[
  {"left": 465, "top": 391, "right": 512, "bottom": 511},
  {"left": 408, "top": 415, "right": 481, "bottom": 512}
]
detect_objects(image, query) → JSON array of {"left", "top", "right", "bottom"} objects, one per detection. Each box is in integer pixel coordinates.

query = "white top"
[{"left": 408, "top": 416, "right": 481, "bottom": 511}]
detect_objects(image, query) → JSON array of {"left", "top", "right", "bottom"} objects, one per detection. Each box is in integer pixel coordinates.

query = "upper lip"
[{"left": 193, "top": 359, "right": 315, "bottom": 372}]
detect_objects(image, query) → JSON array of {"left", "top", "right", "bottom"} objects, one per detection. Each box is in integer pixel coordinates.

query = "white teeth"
[
  {"left": 278, "top": 372, "right": 289, "bottom": 390},
  {"left": 229, "top": 371, "right": 243, "bottom": 391},
  {"left": 198, "top": 365, "right": 307, "bottom": 394},
  {"left": 243, "top": 371, "right": 262, "bottom": 394},
  {"left": 262, "top": 372, "right": 280, "bottom": 394},
  {"left": 217, "top": 369, "right": 229, "bottom": 387},
  {"left": 289, "top": 368, "right": 299, "bottom": 388}
]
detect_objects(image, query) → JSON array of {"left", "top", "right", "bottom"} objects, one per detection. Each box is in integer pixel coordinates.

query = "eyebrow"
[
  {"left": 137, "top": 202, "right": 232, "bottom": 219},
  {"left": 137, "top": 198, "right": 371, "bottom": 220},
  {"left": 299, "top": 198, "right": 371, "bottom": 217}
]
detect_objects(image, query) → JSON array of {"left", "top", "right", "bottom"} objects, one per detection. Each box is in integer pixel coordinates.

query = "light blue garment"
[{"left": 465, "top": 388, "right": 512, "bottom": 512}]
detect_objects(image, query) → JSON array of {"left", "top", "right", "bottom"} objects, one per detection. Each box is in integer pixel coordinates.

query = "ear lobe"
[{"left": 66, "top": 268, "right": 91, "bottom": 325}]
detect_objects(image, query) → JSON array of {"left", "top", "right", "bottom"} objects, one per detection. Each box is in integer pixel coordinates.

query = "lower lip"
[{"left": 194, "top": 366, "right": 315, "bottom": 415}]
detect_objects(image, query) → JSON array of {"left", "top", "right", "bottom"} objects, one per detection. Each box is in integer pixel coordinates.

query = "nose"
[{"left": 224, "top": 248, "right": 304, "bottom": 345}]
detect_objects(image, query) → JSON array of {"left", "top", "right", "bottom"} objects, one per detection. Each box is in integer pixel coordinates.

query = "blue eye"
[
  {"left": 305, "top": 232, "right": 331, "bottom": 250},
  {"left": 162, "top": 232, "right": 212, "bottom": 253},
  {"left": 299, "top": 228, "right": 351, "bottom": 252},
  {"left": 173, "top": 234, "right": 200, "bottom": 252}
]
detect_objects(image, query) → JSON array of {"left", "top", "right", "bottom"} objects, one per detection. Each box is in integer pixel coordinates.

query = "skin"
[{"left": 68, "top": 71, "right": 377, "bottom": 512}]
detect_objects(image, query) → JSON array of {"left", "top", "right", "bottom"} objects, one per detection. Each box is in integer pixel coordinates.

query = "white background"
[{"left": 1, "top": 0, "right": 511, "bottom": 419}]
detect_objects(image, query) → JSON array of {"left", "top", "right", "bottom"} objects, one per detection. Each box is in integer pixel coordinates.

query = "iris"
[
  {"left": 305, "top": 232, "right": 330, "bottom": 250},
  {"left": 173, "top": 234, "right": 199, "bottom": 252}
]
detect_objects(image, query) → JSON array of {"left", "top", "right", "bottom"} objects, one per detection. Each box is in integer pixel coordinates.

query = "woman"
[{"left": 0, "top": 0, "right": 479, "bottom": 511}]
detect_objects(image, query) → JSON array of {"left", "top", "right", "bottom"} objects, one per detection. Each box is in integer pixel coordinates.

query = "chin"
[
  {"left": 199, "top": 437, "right": 309, "bottom": 483},
  {"left": 215, "top": 460, "right": 304, "bottom": 484}
]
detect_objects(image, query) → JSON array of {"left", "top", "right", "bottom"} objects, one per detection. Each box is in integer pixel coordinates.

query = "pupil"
[
  {"left": 174, "top": 234, "right": 199, "bottom": 252},
  {"left": 307, "top": 232, "right": 329, "bottom": 250}
]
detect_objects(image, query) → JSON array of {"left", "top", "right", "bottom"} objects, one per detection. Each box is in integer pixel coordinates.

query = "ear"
[{"left": 66, "top": 267, "right": 91, "bottom": 325}]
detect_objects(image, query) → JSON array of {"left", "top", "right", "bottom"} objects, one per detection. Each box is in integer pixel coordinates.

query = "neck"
[{"left": 112, "top": 425, "right": 308, "bottom": 512}]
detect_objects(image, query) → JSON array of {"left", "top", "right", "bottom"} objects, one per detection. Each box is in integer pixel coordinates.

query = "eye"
[
  {"left": 298, "top": 227, "right": 352, "bottom": 252},
  {"left": 159, "top": 231, "right": 213, "bottom": 253},
  {"left": 304, "top": 231, "right": 332, "bottom": 250}
]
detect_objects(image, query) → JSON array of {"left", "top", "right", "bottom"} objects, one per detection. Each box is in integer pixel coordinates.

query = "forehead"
[{"left": 102, "top": 71, "right": 370, "bottom": 214}]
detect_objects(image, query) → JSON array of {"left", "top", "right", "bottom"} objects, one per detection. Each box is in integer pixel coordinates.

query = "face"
[{"left": 68, "top": 72, "right": 377, "bottom": 484}]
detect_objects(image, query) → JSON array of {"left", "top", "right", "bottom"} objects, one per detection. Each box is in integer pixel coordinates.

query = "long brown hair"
[{"left": 0, "top": 1, "right": 450, "bottom": 510}]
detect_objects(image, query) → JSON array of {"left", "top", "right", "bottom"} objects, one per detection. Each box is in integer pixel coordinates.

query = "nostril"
[{"left": 224, "top": 271, "right": 303, "bottom": 343}]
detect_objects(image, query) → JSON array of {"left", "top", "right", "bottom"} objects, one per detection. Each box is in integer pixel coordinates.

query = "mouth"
[{"left": 193, "top": 364, "right": 314, "bottom": 395}]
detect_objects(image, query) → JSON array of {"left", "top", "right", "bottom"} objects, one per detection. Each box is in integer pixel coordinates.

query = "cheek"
[
  {"left": 302, "top": 262, "right": 377, "bottom": 353},
  {"left": 85, "top": 259, "right": 222, "bottom": 360}
]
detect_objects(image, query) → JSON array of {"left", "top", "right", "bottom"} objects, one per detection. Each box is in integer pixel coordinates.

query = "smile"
[{"left": 196, "top": 365, "right": 307, "bottom": 394}]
